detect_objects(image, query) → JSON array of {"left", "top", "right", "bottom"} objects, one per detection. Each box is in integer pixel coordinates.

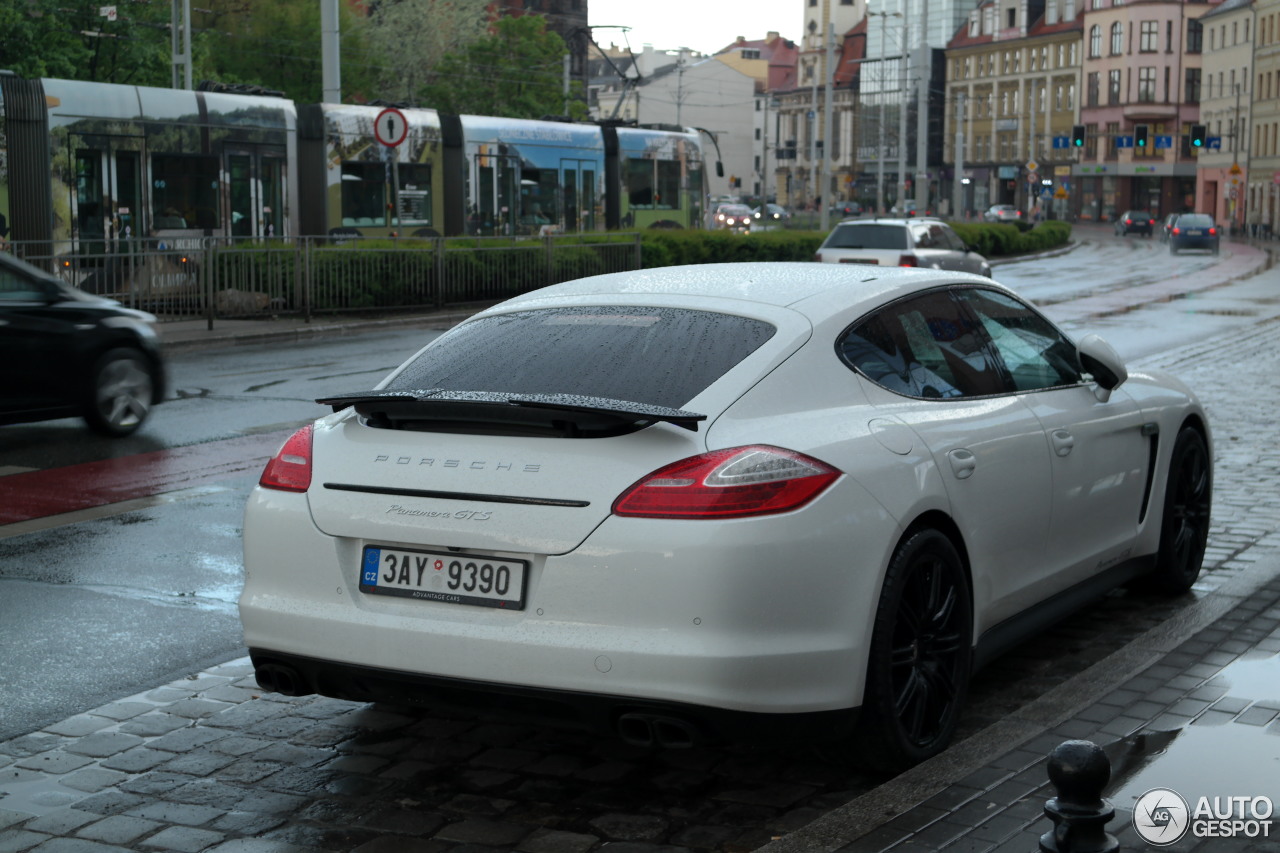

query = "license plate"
[
  {"left": 360, "top": 546, "right": 527, "bottom": 609},
  {"left": 1186, "top": 229, "right": 1203, "bottom": 236},
  {"left": 840, "top": 258, "right": 880, "bottom": 265}
]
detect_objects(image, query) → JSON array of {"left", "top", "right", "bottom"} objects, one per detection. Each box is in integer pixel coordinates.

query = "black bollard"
[{"left": 1038, "top": 739, "right": 1119, "bottom": 853}]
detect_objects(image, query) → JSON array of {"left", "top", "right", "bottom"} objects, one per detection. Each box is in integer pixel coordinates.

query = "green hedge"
[{"left": 638, "top": 220, "right": 1072, "bottom": 268}]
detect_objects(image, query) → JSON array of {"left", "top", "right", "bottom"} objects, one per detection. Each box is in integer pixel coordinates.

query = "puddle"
[
  {"left": 1105, "top": 726, "right": 1280, "bottom": 809},
  {"left": 1207, "top": 651, "right": 1280, "bottom": 703},
  {"left": 1098, "top": 654, "right": 1280, "bottom": 843}
]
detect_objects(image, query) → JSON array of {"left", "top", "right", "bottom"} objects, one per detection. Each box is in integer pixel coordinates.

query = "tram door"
[
  {"left": 226, "top": 148, "right": 287, "bottom": 238},
  {"left": 72, "top": 143, "right": 142, "bottom": 254},
  {"left": 474, "top": 153, "right": 519, "bottom": 236},
  {"left": 561, "top": 159, "right": 598, "bottom": 232}
]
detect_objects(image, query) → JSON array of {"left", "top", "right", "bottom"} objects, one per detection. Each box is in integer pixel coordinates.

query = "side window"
[
  {"left": 0, "top": 266, "right": 49, "bottom": 301},
  {"left": 939, "top": 224, "right": 968, "bottom": 251},
  {"left": 839, "top": 291, "right": 1005, "bottom": 398},
  {"left": 957, "top": 288, "right": 1082, "bottom": 391},
  {"left": 910, "top": 223, "right": 934, "bottom": 248}
]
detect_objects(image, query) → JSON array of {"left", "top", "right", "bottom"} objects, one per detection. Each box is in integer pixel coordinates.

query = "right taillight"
[
  {"left": 897, "top": 254, "right": 919, "bottom": 267},
  {"left": 259, "top": 425, "right": 314, "bottom": 492},
  {"left": 612, "top": 445, "right": 840, "bottom": 519}
]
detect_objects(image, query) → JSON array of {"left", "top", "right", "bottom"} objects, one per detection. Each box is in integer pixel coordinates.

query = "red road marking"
[{"left": 0, "top": 430, "right": 293, "bottom": 525}]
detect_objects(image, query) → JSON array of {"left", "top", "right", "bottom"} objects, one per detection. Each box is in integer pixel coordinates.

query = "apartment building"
[
  {"left": 1198, "top": 0, "right": 1254, "bottom": 230},
  {"left": 1073, "top": 1, "right": 1212, "bottom": 221},
  {"left": 945, "top": 0, "right": 1082, "bottom": 219},
  {"left": 1251, "top": 0, "right": 1280, "bottom": 231}
]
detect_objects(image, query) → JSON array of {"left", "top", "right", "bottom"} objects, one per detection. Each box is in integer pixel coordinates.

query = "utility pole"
[
  {"left": 321, "top": 0, "right": 341, "bottom": 103},
  {"left": 897, "top": 21, "right": 909, "bottom": 208},
  {"left": 953, "top": 91, "right": 965, "bottom": 218},
  {"left": 869, "top": 9, "right": 902, "bottom": 214},
  {"left": 821, "top": 22, "right": 835, "bottom": 232},
  {"left": 676, "top": 52, "right": 686, "bottom": 127},
  {"left": 914, "top": 0, "right": 929, "bottom": 212},
  {"left": 170, "top": 0, "right": 192, "bottom": 90},
  {"left": 809, "top": 57, "right": 818, "bottom": 212},
  {"left": 878, "top": 18, "right": 886, "bottom": 215}
]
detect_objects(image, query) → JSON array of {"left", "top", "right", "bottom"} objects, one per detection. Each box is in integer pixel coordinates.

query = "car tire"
[
  {"left": 842, "top": 528, "right": 972, "bottom": 771},
  {"left": 84, "top": 347, "right": 154, "bottom": 436},
  {"left": 1170, "top": 244, "right": 1178, "bottom": 255},
  {"left": 1145, "top": 427, "right": 1212, "bottom": 595}
]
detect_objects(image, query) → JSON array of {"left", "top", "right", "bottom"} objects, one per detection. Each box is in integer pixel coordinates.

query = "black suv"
[{"left": 0, "top": 252, "right": 166, "bottom": 436}]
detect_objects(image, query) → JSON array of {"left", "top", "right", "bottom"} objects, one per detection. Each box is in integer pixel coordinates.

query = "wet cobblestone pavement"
[{"left": 3, "top": 266, "right": 1280, "bottom": 852}]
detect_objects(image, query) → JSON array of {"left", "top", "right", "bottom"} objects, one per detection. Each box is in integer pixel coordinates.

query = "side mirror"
[
  {"left": 1077, "top": 334, "right": 1127, "bottom": 402},
  {"left": 716, "top": 162, "right": 724, "bottom": 178}
]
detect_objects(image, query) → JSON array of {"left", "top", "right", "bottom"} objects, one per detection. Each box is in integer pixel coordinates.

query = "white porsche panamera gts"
[{"left": 240, "top": 262, "right": 1212, "bottom": 770}]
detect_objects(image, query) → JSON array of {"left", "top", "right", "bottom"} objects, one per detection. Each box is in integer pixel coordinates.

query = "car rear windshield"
[
  {"left": 823, "top": 224, "right": 909, "bottom": 250},
  {"left": 1178, "top": 214, "right": 1213, "bottom": 228},
  {"left": 385, "top": 306, "right": 776, "bottom": 409}
]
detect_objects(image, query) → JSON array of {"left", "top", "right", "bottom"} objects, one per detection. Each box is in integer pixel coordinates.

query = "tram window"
[
  {"left": 626, "top": 158, "right": 655, "bottom": 207},
  {"left": 655, "top": 160, "right": 680, "bottom": 210},
  {"left": 520, "top": 169, "right": 558, "bottom": 232},
  {"left": 152, "top": 155, "right": 219, "bottom": 229},
  {"left": 342, "top": 162, "right": 386, "bottom": 227},
  {"left": 396, "top": 163, "right": 433, "bottom": 227}
]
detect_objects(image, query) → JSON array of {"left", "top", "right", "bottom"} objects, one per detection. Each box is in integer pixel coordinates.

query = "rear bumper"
[
  {"left": 247, "top": 649, "right": 857, "bottom": 747},
  {"left": 240, "top": 484, "right": 889, "bottom": 719}
]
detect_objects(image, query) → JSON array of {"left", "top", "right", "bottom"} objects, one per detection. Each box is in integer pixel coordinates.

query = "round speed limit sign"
[{"left": 374, "top": 107, "right": 408, "bottom": 148}]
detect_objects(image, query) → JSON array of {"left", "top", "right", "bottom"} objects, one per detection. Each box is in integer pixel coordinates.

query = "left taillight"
[
  {"left": 260, "top": 424, "right": 313, "bottom": 492},
  {"left": 612, "top": 445, "right": 840, "bottom": 519}
]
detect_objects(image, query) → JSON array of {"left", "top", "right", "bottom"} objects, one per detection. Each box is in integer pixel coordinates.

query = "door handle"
[
  {"left": 947, "top": 448, "right": 976, "bottom": 479},
  {"left": 1051, "top": 429, "right": 1075, "bottom": 457}
]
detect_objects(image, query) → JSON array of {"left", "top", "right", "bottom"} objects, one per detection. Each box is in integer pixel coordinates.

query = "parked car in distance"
[
  {"left": 711, "top": 203, "right": 754, "bottom": 232},
  {"left": 241, "top": 262, "right": 1212, "bottom": 772},
  {"left": 813, "top": 218, "right": 992, "bottom": 278},
  {"left": 0, "top": 252, "right": 166, "bottom": 436},
  {"left": 1160, "top": 213, "right": 1179, "bottom": 243},
  {"left": 754, "top": 203, "right": 792, "bottom": 223},
  {"left": 982, "top": 204, "right": 1022, "bottom": 223},
  {"left": 891, "top": 199, "right": 921, "bottom": 217},
  {"left": 1168, "top": 213, "right": 1220, "bottom": 255},
  {"left": 831, "top": 201, "right": 863, "bottom": 218},
  {"left": 1115, "top": 210, "right": 1156, "bottom": 237}
]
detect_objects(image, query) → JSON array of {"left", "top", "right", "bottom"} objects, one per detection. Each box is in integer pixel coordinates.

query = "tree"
[
  {"left": 196, "top": 0, "right": 377, "bottom": 102},
  {"left": 418, "top": 15, "right": 587, "bottom": 120},
  {"left": 365, "top": 0, "right": 489, "bottom": 105},
  {"left": 0, "top": 0, "right": 171, "bottom": 85},
  {"left": 0, "top": 0, "right": 86, "bottom": 79}
]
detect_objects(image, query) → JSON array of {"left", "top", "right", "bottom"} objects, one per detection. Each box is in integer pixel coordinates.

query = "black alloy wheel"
[
  {"left": 846, "top": 528, "right": 972, "bottom": 771},
  {"left": 1148, "top": 427, "right": 1212, "bottom": 594}
]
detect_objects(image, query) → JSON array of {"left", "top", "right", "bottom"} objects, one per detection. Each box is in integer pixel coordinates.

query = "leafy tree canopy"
[
  {"left": 1, "top": 0, "right": 171, "bottom": 84},
  {"left": 418, "top": 15, "right": 587, "bottom": 120},
  {"left": 196, "top": 0, "right": 377, "bottom": 102},
  {"left": 364, "top": 0, "right": 489, "bottom": 106}
]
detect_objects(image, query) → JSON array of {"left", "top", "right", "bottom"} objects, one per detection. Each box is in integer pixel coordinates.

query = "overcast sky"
[{"left": 586, "top": 2, "right": 796, "bottom": 56}]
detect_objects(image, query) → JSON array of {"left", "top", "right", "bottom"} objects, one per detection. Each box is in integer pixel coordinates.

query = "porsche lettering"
[{"left": 373, "top": 455, "right": 540, "bottom": 473}]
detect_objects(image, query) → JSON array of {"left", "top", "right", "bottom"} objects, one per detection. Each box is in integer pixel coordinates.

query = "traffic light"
[
  {"left": 1190, "top": 124, "right": 1207, "bottom": 148},
  {"left": 1071, "top": 124, "right": 1086, "bottom": 148},
  {"left": 1135, "top": 124, "right": 1149, "bottom": 148}
]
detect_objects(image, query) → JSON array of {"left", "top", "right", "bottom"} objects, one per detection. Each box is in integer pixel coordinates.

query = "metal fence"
[{"left": 10, "top": 233, "right": 644, "bottom": 324}]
